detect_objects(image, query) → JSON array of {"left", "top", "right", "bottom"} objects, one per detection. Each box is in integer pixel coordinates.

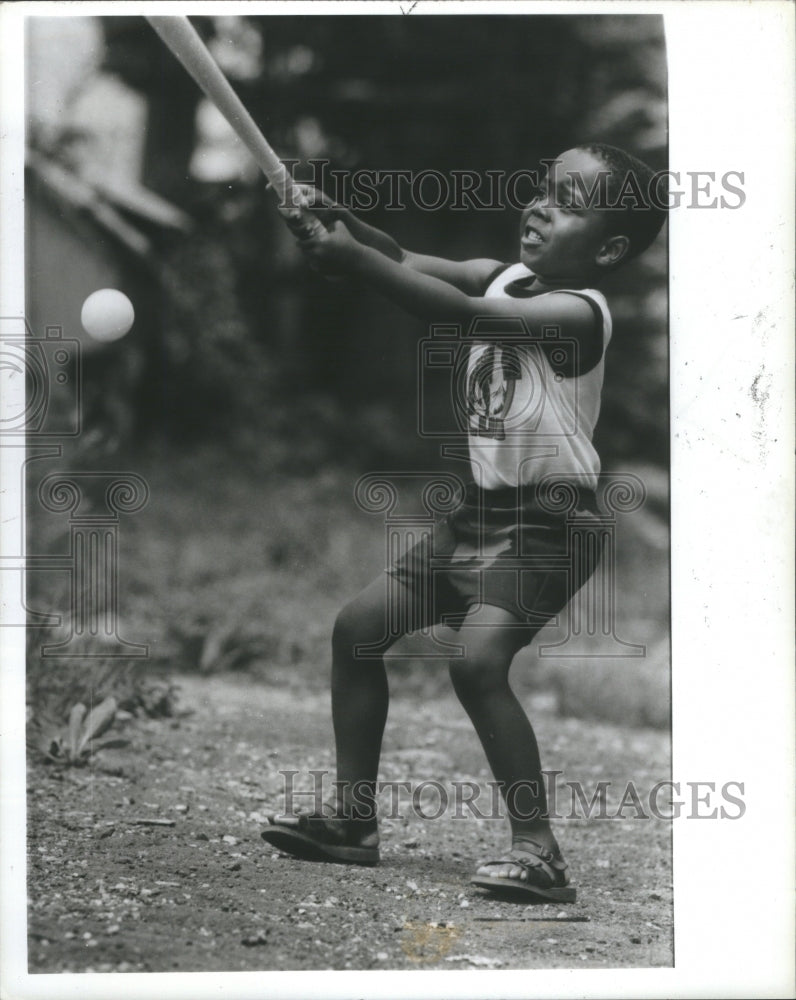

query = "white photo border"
[{"left": 1, "top": 1, "right": 794, "bottom": 998}]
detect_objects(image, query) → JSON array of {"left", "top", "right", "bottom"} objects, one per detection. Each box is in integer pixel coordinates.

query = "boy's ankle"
[
  {"left": 511, "top": 830, "right": 561, "bottom": 857},
  {"left": 319, "top": 799, "right": 379, "bottom": 848},
  {"left": 324, "top": 795, "right": 378, "bottom": 832}
]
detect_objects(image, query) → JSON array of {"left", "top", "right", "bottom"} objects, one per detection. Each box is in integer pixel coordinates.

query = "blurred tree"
[{"left": 102, "top": 17, "right": 202, "bottom": 204}]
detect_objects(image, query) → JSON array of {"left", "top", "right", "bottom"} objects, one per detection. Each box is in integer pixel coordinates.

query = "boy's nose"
[{"left": 529, "top": 203, "right": 551, "bottom": 222}]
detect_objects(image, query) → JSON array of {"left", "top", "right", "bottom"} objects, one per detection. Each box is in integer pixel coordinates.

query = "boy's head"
[{"left": 519, "top": 144, "right": 667, "bottom": 283}]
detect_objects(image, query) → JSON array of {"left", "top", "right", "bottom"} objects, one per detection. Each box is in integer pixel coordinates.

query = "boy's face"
[{"left": 519, "top": 148, "right": 620, "bottom": 281}]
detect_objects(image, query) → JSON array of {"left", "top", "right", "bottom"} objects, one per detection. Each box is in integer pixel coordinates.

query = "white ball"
[{"left": 80, "top": 289, "right": 135, "bottom": 342}]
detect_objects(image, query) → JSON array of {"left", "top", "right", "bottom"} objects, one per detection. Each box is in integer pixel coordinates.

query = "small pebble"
[{"left": 241, "top": 931, "right": 269, "bottom": 946}]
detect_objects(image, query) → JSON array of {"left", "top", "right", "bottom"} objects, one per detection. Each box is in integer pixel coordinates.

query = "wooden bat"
[{"left": 146, "top": 15, "right": 323, "bottom": 236}]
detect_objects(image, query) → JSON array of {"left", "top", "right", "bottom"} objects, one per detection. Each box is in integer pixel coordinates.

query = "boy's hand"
[
  {"left": 275, "top": 184, "right": 343, "bottom": 239},
  {"left": 298, "top": 219, "right": 360, "bottom": 275},
  {"left": 292, "top": 184, "right": 342, "bottom": 223}
]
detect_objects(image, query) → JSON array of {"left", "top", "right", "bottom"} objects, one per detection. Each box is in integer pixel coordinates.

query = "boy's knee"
[
  {"left": 332, "top": 598, "right": 384, "bottom": 659},
  {"left": 332, "top": 601, "right": 361, "bottom": 657},
  {"left": 448, "top": 652, "right": 507, "bottom": 700}
]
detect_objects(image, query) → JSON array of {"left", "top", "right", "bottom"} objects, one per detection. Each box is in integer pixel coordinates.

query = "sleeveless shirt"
[{"left": 465, "top": 263, "right": 612, "bottom": 490}]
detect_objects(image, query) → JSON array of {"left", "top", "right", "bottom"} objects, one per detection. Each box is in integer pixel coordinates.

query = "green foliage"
[
  {"left": 26, "top": 623, "right": 180, "bottom": 759},
  {"left": 541, "top": 643, "right": 670, "bottom": 731},
  {"left": 29, "top": 696, "right": 128, "bottom": 767},
  {"left": 28, "top": 444, "right": 668, "bottom": 729}
]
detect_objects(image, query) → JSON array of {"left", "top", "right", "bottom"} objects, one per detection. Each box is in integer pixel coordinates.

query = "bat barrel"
[{"left": 146, "top": 16, "right": 300, "bottom": 208}]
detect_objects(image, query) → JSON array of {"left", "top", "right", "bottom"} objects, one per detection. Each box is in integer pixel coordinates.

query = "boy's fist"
[
  {"left": 275, "top": 184, "right": 342, "bottom": 239},
  {"left": 298, "top": 219, "right": 358, "bottom": 275},
  {"left": 279, "top": 206, "right": 324, "bottom": 240},
  {"left": 292, "top": 185, "right": 341, "bottom": 221}
]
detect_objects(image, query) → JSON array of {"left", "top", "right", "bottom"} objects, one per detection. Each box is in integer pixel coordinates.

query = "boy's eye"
[
  {"left": 557, "top": 187, "right": 587, "bottom": 213},
  {"left": 526, "top": 182, "right": 586, "bottom": 213}
]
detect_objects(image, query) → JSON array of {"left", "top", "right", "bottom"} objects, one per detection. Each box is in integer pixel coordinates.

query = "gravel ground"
[{"left": 27, "top": 673, "right": 672, "bottom": 973}]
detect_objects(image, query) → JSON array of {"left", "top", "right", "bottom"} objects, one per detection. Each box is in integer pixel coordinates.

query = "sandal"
[
  {"left": 261, "top": 808, "right": 380, "bottom": 866},
  {"left": 470, "top": 840, "right": 576, "bottom": 902}
]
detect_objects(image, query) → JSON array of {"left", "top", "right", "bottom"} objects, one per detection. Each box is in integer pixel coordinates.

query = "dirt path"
[{"left": 27, "top": 673, "right": 672, "bottom": 972}]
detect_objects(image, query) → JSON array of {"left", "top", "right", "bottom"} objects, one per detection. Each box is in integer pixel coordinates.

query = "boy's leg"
[
  {"left": 448, "top": 604, "right": 566, "bottom": 880},
  {"left": 263, "top": 571, "right": 428, "bottom": 862},
  {"left": 330, "top": 572, "right": 424, "bottom": 826}
]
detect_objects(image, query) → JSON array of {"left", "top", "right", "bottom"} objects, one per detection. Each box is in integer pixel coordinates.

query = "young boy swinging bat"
[
  {"left": 261, "top": 144, "right": 667, "bottom": 901},
  {"left": 144, "top": 11, "right": 665, "bottom": 902}
]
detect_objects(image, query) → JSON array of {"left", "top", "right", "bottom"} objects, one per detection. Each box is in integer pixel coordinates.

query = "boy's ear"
[{"left": 595, "top": 235, "right": 630, "bottom": 269}]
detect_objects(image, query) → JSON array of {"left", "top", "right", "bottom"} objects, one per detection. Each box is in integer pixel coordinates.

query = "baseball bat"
[{"left": 146, "top": 15, "right": 323, "bottom": 235}]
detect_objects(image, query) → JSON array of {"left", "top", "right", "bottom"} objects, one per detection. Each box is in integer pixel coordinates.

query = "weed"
[{"left": 28, "top": 695, "right": 128, "bottom": 767}]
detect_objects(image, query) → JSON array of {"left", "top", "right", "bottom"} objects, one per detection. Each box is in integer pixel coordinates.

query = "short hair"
[{"left": 575, "top": 143, "right": 667, "bottom": 262}]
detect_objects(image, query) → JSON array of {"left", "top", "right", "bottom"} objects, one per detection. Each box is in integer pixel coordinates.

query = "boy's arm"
[
  {"left": 281, "top": 186, "right": 405, "bottom": 260},
  {"left": 334, "top": 208, "right": 406, "bottom": 262},
  {"left": 301, "top": 223, "right": 603, "bottom": 375},
  {"left": 338, "top": 223, "right": 503, "bottom": 294},
  {"left": 401, "top": 252, "right": 505, "bottom": 296},
  {"left": 287, "top": 186, "right": 502, "bottom": 293}
]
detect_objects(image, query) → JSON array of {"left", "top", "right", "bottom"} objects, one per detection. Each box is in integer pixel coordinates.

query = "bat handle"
[
  {"left": 298, "top": 208, "right": 326, "bottom": 239},
  {"left": 280, "top": 204, "right": 327, "bottom": 240},
  {"left": 279, "top": 200, "right": 343, "bottom": 281}
]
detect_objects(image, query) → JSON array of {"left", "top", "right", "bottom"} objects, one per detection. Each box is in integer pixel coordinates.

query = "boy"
[{"left": 261, "top": 144, "right": 667, "bottom": 902}]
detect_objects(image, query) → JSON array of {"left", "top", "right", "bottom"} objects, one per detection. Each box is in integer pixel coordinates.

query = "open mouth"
[{"left": 522, "top": 224, "right": 545, "bottom": 247}]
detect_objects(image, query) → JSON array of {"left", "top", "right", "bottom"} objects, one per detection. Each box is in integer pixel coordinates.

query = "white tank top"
[{"left": 466, "top": 263, "right": 612, "bottom": 490}]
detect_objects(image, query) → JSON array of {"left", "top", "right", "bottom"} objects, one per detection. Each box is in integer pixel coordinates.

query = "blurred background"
[{"left": 25, "top": 13, "right": 669, "bottom": 731}]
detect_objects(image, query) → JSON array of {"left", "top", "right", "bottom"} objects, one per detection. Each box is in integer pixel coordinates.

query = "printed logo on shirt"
[{"left": 467, "top": 345, "right": 522, "bottom": 440}]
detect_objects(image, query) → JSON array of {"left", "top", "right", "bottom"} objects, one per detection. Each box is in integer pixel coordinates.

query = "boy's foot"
[
  {"left": 470, "top": 839, "right": 576, "bottom": 903},
  {"left": 261, "top": 807, "right": 380, "bottom": 866}
]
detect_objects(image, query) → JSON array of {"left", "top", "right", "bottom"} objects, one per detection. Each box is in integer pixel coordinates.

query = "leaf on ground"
[
  {"left": 76, "top": 697, "right": 117, "bottom": 756},
  {"left": 89, "top": 738, "right": 130, "bottom": 753},
  {"left": 66, "top": 704, "right": 87, "bottom": 758}
]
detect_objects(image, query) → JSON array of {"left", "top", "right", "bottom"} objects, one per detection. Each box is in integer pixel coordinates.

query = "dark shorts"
[{"left": 387, "top": 480, "right": 602, "bottom": 634}]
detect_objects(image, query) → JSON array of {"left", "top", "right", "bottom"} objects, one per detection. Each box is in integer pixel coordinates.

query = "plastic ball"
[{"left": 80, "top": 289, "right": 135, "bottom": 342}]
